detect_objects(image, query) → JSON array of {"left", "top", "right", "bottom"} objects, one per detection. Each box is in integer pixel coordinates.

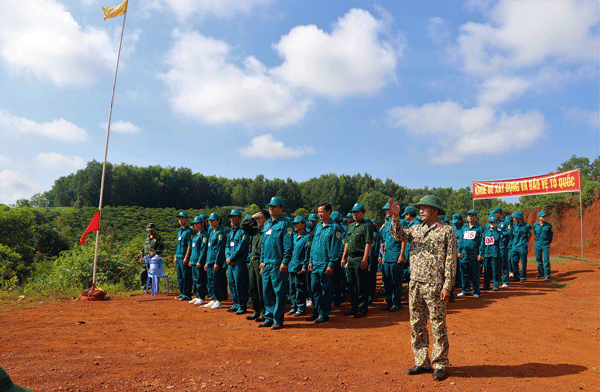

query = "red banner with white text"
[{"left": 472, "top": 169, "right": 581, "bottom": 200}]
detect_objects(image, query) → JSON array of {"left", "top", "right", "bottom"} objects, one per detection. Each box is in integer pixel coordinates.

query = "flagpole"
[{"left": 91, "top": 10, "right": 128, "bottom": 288}]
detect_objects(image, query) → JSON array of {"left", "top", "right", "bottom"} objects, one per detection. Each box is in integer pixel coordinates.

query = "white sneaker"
[
  {"left": 306, "top": 300, "right": 313, "bottom": 308},
  {"left": 194, "top": 298, "right": 205, "bottom": 306},
  {"left": 501, "top": 284, "right": 508, "bottom": 288},
  {"left": 456, "top": 292, "right": 465, "bottom": 297},
  {"left": 204, "top": 300, "right": 216, "bottom": 308},
  {"left": 509, "top": 272, "right": 514, "bottom": 278},
  {"left": 211, "top": 301, "right": 222, "bottom": 309},
  {"left": 188, "top": 298, "right": 197, "bottom": 304},
  {"left": 473, "top": 294, "right": 479, "bottom": 298}
]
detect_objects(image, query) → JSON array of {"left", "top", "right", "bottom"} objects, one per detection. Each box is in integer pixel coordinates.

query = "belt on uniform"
[
  {"left": 349, "top": 253, "right": 364, "bottom": 258},
  {"left": 251, "top": 256, "right": 260, "bottom": 260}
]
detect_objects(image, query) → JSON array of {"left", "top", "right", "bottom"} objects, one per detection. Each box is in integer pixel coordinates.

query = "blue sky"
[{"left": 0, "top": 0, "right": 598, "bottom": 205}]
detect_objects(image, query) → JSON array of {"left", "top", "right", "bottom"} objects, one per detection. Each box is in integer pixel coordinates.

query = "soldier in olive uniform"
[
  {"left": 140, "top": 223, "right": 164, "bottom": 288},
  {"left": 388, "top": 195, "right": 457, "bottom": 382},
  {"left": 241, "top": 210, "right": 269, "bottom": 321},
  {"left": 341, "top": 203, "right": 373, "bottom": 318}
]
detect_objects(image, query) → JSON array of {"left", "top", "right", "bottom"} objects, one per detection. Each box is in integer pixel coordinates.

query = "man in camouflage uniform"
[
  {"left": 388, "top": 195, "right": 457, "bottom": 382},
  {"left": 140, "top": 223, "right": 164, "bottom": 288}
]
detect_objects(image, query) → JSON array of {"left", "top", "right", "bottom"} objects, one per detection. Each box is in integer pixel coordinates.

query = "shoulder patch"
[
  {"left": 218, "top": 234, "right": 223, "bottom": 240},
  {"left": 287, "top": 227, "right": 293, "bottom": 235},
  {"left": 307, "top": 241, "right": 312, "bottom": 247},
  {"left": 336, "top": 232, "right": 341, "bottom": 239},
  {"left": 203, "top": 237, "right": 208, "bottom": 243},
  {"left": 242, "top": 235, "right": 246, "bottom": 240}
]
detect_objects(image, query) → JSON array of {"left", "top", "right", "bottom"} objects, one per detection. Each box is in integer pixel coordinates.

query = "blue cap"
[
  {"left": 538, "top": 211, "right": 547, "bottom": 217},
  {"left": 402, "top": 206, "right": 417, "bottom": 216},
  {"left": 268, "top": 196, "right": 284, "bottom": 206},
  {"left": 293, "top": 216, "right": 306, "bottom": 224},
  {"left": 451, "top": 213, "right": 463, "bottom": 224},
  {"left": 308, "top": 213, "right": 318, "bottom": 221},
  {"left": 382, "top": 202, "right": 390, "bottom": 210},
  {"left": 177, "top": 211, "right": 189, "bottom": 218},
  {"left": 467, "top": 209, "right": 478, "bottom": 217},
  {"left": 192, "top": 216, "right": 204, "bottom": 224},
  {"left": 228, "top": 209, "right": 242, "bottom": 217},
  {"left": 513, "top": 210, "right": 524, "bottom": 219},
  {"left": 208, "top": 212, "right": 221, "bottom": 221},
  {"left": 489, "top": 216, "right": 499, "bottom": 223},
  {"left": 244, "top": 213, "right": 252, "bottom": 220},
  {"left": 351, "top": 203, "right": 366, "bottom": 212},
  {"left": 331, "top": 211, "right": 342, "bottom": 223},
  {"left": 493, "top": 206, "right": 503, "bottom": 214},
  {"left": 306, "top": 222, "right": 314, "bottom": 232},
  {"left": 346, "top": 212, "right": 353, "bottom": 218},
  {"left": 199, "top": 213, "right": 209, "bottom": 221}
]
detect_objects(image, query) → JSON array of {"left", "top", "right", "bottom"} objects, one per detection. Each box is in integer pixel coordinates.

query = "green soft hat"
[
  {"left": 177, "top": 211, "right": 189, "bottom": 218},
  {"left": 208, "top": 212, "right": 221, "bottom": 221},
  {"left": 351, "top": 203, "right": 366, "bottom": 212},
  {"left": 146, "top": 223, "right": 156, "bottom": 231},
  {"left": 293, "top": 216, "right": 306, "bottom": 224},
  {"left": 228, "top": 209, "right": 242, "bottom": 217},
  {"left": 267, "top": 196, "right": 284, "bottom": 206},
  {"left": 308, "top": 213, "right": 318, "bottom": 221},
  {"left": 0, "top": 367, "right": 33, "bottom": 392},
  {"left": 415, "top": 195, "right": 446, "bottom": 216},
  {"left": 192, "top": 216, "right": 204, "bottom": 224},
  {"left": 382, "top": 202, "right": 390, "bottom": 210},
  {"left": 513, "top": 210, "right": 524, "bottom": 219},
  {"left": 467, "top": 209, "right": 478, "bottom": 217},
  {"left": 538, "top": 211, "right": 547, "bottom": 217}
]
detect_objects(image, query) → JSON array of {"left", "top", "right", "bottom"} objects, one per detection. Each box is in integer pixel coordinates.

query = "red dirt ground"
[{"left": 1, "top": 202, "right": 599, "bottom": 392}]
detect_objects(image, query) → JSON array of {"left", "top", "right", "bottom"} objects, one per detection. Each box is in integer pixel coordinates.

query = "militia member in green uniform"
[
  {"left": 341, "top": 203, "right": 373, "bottom": 318},
  {"left": 388, "top": 195, "right": 458, "bottom": 382},
  {"left": 173, "top": 212, "right": 195, "bottom": 301},
  {"left": 533, "top": 211, "right": 553, "bottom": 279},
  {"left": 140, "top": 222, "right": 164, "bottom": 288}
]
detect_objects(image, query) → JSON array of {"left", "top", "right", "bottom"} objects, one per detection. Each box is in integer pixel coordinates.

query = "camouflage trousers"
[{"left": 409, "top": 280, "right": 449, "bottom": 370}]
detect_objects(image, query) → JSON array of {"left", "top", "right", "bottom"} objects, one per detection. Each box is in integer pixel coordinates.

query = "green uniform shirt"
[
  {"left": 142, "top": 233, "right": 164, "bottom": 257},
  {"left": 343, "top": 219, "right": 374, "bottom": 257}
]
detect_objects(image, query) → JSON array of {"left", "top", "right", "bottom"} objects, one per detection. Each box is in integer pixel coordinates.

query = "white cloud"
[
  {"left": 428, "top": 16, "right": 451, "bottom": 45},
  {"left": 477, "top": 76, "right": 531, "bottom": 106},
  {"left": 271, "top": 8, "right": 401, "bottom": 98},
  {"left": 102, "top": 120, "right": 140, "bottom": 134},
  {"left": 35, "top": 153, "right": 85, "bottom": 170},
  {"left": 0, "top": 0, "right": 123, "bottom": 86},
  {"left": 238, "top": 134, "right": 315, "bottom": 159},
  {"left": 141, "top": 0, "right": 272, "bottom": 21},
  {"left": 387, "top": 101, "right": 545, "bottom": 164},
  {"left": 0, "top": 169, "right": 39, "bottom": 204},
  {"left": 159, "top": 30, "right": 311, "bottom": 127},
  {"left": 565, "top": 107, "right": 600, "bottom": 129},
  {"left": 0, "top": 109, "right": 89, "bottom": 143},
  {"left": 0, "top": 155, "right": 7, "bottom": 165},
  {"left": 454, "top": 0, "right": 598, "bottom": 75}
]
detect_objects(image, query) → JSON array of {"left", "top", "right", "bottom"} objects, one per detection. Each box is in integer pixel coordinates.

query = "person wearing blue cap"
[
  {"left": 380, "top": 202, "right": 405, "bottom": 311},
  {"left": 510, "top": 211, "right": 531, "bottom": 281},
  {"left": 346, "top": 212, "right": 354, "bottom": 226},
  {"left": 189, "top": 216, "right": 208, "bottom": 305},
  {"left": 367, "top": 218, "right": 382, "bottom": 306},
  {"left": 306, "top": 212, "right": 318, "bottom": 309},
  {"left": 479, "top": 216, "right": 502, "bottom": 290},
  {"left": 330, "top": 211, "right": 348, "bottom": 308},
  {"left": 457, "top": 210, "right": 483, "bottom": 298},
  {"left": 259, "top": 196, "right": 294, "bottom": 330},
  {"left": 173, "top": 212, "right": 195, "bottom": 301},
  {"left": 306, "top": 202, "right": 343, "bottom": 323},
  {"left": 533, "top": 211, "right": 553, "bottom": 279},
  {"left": 225, "top": 209, "right": 250, "bottom": 314},
  {"left": 287, "top": 216, "right": 312, "bottom": 316},
  {"left": 449, "top": 213, "right": 464, "bottom": 302},
  {"left": 204, "top": 213, "right": 228, "bottom": 310},
  {"left": 240, "top": 210, "right": 270, "bottom": 321},
  {"left": 492, "top": 207, "right": 511, "bottom": 287},
  {"left": 341, "top": 203, "right": 374, "bottom": 318}
]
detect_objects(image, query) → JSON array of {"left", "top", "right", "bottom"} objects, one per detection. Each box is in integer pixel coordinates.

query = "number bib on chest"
[
  {"left": 463, "top": 231, "right": 476, "bottom": 240},
  {"left": 485, "top": 236, "right": 494, "bottom": 245}
]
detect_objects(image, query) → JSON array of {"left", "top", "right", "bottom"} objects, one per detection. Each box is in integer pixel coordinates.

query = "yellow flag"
[{"left": 102, "top": 0, "right": 128, "bottom": 20}]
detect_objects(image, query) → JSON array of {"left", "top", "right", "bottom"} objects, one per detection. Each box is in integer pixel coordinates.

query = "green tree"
[
  {"left": 358, "top": 190, "right": 390, "bottom": 223},
  {"left": 0, "top": 207, "right": 35, "bottom": 282}
]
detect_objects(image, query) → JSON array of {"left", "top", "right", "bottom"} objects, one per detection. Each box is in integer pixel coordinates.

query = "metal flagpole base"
[{"left": 80, "top": 283, "right": 108, "bottom": 301}]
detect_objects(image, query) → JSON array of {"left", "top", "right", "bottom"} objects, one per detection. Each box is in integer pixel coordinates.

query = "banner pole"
[
  {"left": 579, "top": 191, "right": 584, "bottom": 261},
  {"left": 92, "top": 10, "right": 128, "bottom": 286}
]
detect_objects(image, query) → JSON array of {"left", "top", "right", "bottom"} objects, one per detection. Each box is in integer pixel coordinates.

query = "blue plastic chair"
[{"left": 144, "top": 255, "right": 169, "bottom": 296}]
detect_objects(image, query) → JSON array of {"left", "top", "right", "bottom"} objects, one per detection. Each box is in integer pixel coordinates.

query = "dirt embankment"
[{"left": 523, "top": 197, "right": 600, "bottom": 259}]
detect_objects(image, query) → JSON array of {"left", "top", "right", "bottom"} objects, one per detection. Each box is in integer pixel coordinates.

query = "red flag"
[{"left": 80, "top": 211, "right": 101, "bottom": 245}]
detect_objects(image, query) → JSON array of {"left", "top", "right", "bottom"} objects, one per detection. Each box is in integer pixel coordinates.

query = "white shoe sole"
[{"left": 204, "top": 301, "right": 215, "bottom": 308}]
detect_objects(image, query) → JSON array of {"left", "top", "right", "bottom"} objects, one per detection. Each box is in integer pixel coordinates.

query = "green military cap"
[
  {"left": 308, "top": 213, "right": 318, "bottom": 221},
  {"left": 268, "top": 196, "right": 284, "bottom": 206},
  {"left": 415, "top": 195, "right": 446, "bottom": 216},
  {"left": 208, "top": 212, "right": 221, "bottom": 221},
  {"left": 351, "top": 203, "right": 366, "bottom": 212},
  {"left": 467, "top": 209, "right": 478, "bottom": 217},
  {"left": 492, "top": 206, "right": 503, "bottom": 214},
  {"left": 199, "top": 213, "right": 209, "bottom": 221},
  {"left": 538, "top": 211, "right": 547, "bottom": 217},
  {"left": 192, "top": 216, "right": 204, "bottom": 224},
  {"left": 228, "top": 209, "right": 242, "bottom": 217},
  {"left": 0, "top": 367, "right": 33, "bottom": 392},
  {"left": 293, "top": 216, "right": 307, "bottom": 224},
  {"left": 382, "top": 202, "right": 390, "bottom": 210},
  {"left": 513, "top": 211, "right": 524, "bottom": 219},
  {"left": 489, "top": 216, "right": 499, "bottom": 223},
  {"left": 402, "top": 206, "right": 417, "bottom": 216},
  {"left": 177, "top": 211, "right": 189, "bottom": 218},
  {"left": 146, "top": 223, "right": 156, "bottom": 231},
  {"left": 451, "top": 213, "right": 462, "bottom": 224}
]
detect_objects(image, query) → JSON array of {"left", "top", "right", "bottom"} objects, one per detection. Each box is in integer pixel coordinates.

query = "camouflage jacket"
[
  {"left": 142, "top": 233, "right": 164, "bottom": 257},
  {"left": 390, "top": 215, "right": 457, "bottom": 291}
]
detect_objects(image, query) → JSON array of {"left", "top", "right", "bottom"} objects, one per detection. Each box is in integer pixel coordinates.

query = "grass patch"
[{"left": 546, "top": 277, "right": 567, "bottom": 288}]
